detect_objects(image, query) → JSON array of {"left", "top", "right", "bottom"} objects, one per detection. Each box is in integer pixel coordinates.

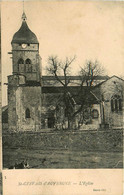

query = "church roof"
[
  {"left": 42, "top": 75, "right": 109, "bottom": 87},
  {"left": 11, "top": 14, "right": 39, "bottom": 44},
  {"left": 42, "top": 86, "right": 99, "bottom": 105}
]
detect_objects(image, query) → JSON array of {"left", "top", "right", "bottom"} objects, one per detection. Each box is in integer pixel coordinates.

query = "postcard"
[{"left": 1, "top": 1, "right": 124, "bottom": 195}]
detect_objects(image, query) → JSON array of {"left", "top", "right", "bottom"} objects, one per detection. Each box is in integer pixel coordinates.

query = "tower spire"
[{"left": 22, "top": 0, "right": 27, "bottom": 21}]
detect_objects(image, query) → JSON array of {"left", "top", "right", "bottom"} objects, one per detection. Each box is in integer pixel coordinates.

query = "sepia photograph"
[{"left": 1, "top": 1, "right": 123, "bottom": 171}]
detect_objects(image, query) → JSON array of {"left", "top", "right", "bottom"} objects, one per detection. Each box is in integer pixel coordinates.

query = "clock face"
[{"left": 21, "top": 43, "right": 27, "bottom": 49}]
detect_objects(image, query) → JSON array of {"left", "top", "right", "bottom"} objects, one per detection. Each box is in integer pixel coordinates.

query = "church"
[{"left": 2, "top": 12, "right": 124, "bottom": 132}]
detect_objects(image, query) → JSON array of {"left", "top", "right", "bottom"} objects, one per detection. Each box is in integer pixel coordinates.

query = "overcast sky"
[{"left": 2, "top": 1, "right": 124, "bottom": 105}]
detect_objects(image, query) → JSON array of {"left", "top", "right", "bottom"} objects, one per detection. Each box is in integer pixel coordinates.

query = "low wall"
[{"left": 2, "top": 129, "right": 123, "bottom": 152}]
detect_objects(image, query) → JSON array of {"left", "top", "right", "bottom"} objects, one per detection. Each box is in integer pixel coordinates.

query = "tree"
[
  {"left": 46, "top": 56, "right": 76, "bottom": 129},
  {"left": 73, "top": 60, "right": 106, "bottom": 126},
  {"left": 79, "top": 59, "right": 106, "bottom": 86},
  {"left": 46, "top": 56, "right": 106, "bottom": 129}
]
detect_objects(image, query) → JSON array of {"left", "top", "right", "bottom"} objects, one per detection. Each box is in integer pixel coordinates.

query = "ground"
[
  {"left": 2, "top": 129, "right": 123, "bottom": 169},
  {"left": 3, "top": 148, "right": 123, "bottom": 169}
]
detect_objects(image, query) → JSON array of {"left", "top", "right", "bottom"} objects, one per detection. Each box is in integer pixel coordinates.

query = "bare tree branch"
[{"left": 45, "top": 57, "right": 106, "bottom": 129}]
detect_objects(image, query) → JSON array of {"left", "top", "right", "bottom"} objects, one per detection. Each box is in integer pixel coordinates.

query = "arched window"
[
  {"left": 119, "top": 99, "right": 122, "bottom": 111},
  {"left": 111, "top": 99, "right": 114, "bottom": 112},
  {"left": 115, "top": 99, "right": 118, "bottom": 110},
  {"left": 25, "top": 108, "right": 31, "bottom": 118},
  {"left": 111, "top": 95, "right": 122, "bottom": 112},
  {"left": 25, "top": 58, "right": 32, "bottom": 72},
  {"left": 18, "top": 58, "right": 24, "bottom": 64},
  {"left": 92, "top": 109, "right": 99, "bottom": 119},
  {"left": 18, "top": 58, "right": 24, "bottom": 72},
  {"left": 26, "top": 59, "right": 31, "bottom": 64}
]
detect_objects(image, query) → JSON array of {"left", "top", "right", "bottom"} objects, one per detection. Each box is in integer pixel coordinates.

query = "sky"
[{"left": 1, "top": 1, "right": 124, "bottom": 106}]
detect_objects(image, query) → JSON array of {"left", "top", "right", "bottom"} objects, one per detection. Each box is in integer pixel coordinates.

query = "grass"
[
  {"left": 3, "top": 129, "right": 123, "bottom": 169},
  {"left": 3, "top": 148, "right": 123, "bottom": 169}
]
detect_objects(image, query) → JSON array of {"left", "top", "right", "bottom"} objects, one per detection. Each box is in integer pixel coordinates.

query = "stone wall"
[
  {"left": 101, "top": 77, "right": 123, "bottom": 127},
  {"left": 12, "top": 43, "right": 40, "bottom": 81},
  {"left": 93, "top": 76, "right": 124, "bottom": 128},
  {"left": 8, "top": 85, "right": 42, "bottom": 131},
  {"left": 3, "top": 130, "right": 123, "bottom": 152}
]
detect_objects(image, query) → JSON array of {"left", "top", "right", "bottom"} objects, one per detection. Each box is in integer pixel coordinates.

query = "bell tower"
[
  {"left": 11, "top": 12, "right": 41, "bottom": 82},
  {"left": 8, "top": 12, "right": 42, "bottom": 132}
]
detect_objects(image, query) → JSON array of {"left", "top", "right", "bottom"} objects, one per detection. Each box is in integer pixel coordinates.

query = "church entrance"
[{"left": 48, "top": 117, "right": 55, "bottom": 128}]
